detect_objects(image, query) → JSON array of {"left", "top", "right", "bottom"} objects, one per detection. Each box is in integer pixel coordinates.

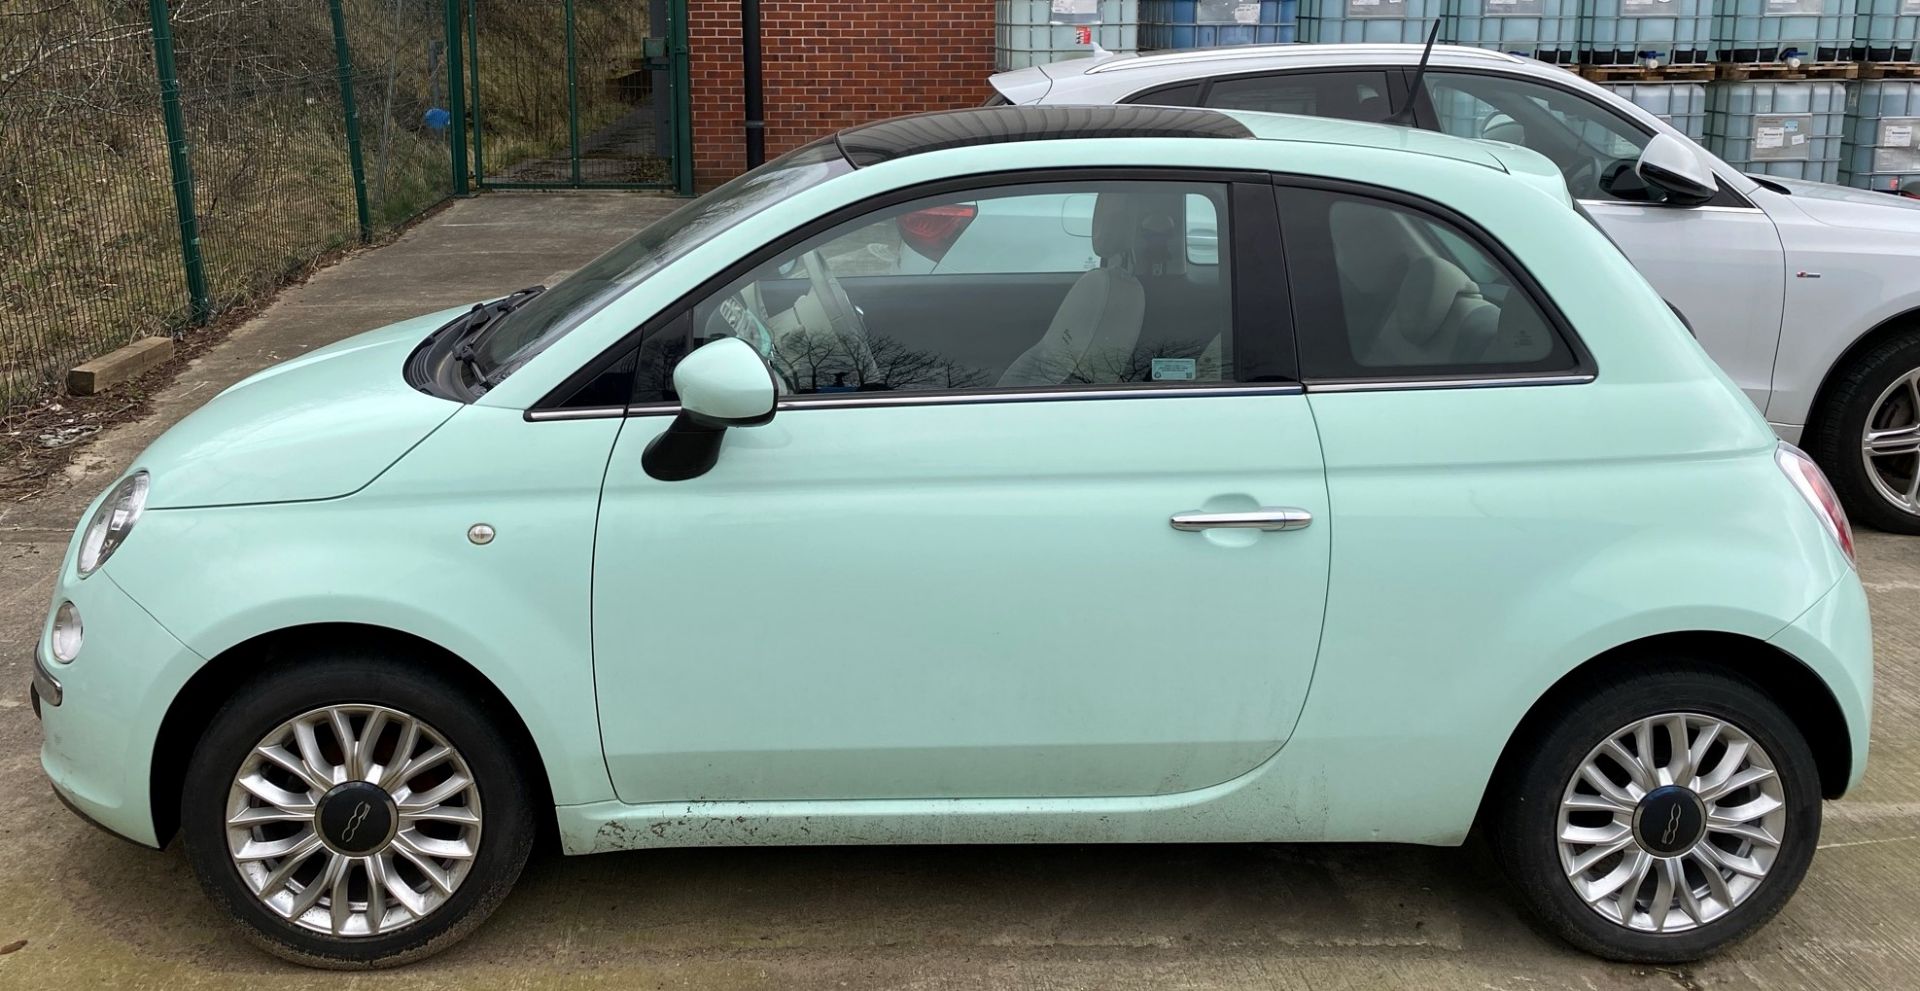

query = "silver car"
[{"left": 987, "top": 44, "right": 1920, "bottom": 533}]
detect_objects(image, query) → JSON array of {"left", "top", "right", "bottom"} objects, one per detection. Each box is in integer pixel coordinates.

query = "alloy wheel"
[
  {"left": 224, "top": 704, "right": 483, "bottom": 938},
  {"left": 1557, "top": 713, "right": 1786, "bottom": 934},
  {"left": 1862, "top": 366, "right": 1920, "bottom": 517}
]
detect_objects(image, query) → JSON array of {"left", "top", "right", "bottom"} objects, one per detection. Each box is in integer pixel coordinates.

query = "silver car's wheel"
[
  {"left": 1557, "top": 713, "right": 1786, "bottom": 934},
  {"left": 1862, "top": 367, "right": 1920, "bottom": 518},
  {"left": 1808, "top": 334, "right": 1920, "bottom": 534},
  {"left": 224, "top": 704, "right": 483, "bottom": 938}
]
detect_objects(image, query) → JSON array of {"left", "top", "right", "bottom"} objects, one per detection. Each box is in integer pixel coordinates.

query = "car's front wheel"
[
  {"left": 1807, "top": 332, "right": 1920, "bottom": 534},
  {"left": 1489, "top": 667, "right": 1821, "bottom": 962},
  {"left": 181, "top": 656, "right": 534, "bottom": 968}
]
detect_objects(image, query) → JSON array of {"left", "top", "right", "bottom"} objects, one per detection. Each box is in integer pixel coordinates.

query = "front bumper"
[{"left": 35, "top": 571, "right": 202, "bottom": 849}]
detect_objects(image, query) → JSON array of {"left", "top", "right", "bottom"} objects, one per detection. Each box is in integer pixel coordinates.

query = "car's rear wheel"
[
  {"left": 1807, "top": 333, "right": 1920, "bottom": 534},
  {"left": 181, "top": 656, "right": 533, "bottom": 968},
  {"left": 1489, "top": 668, "right": 1821, "bottom": 962}
]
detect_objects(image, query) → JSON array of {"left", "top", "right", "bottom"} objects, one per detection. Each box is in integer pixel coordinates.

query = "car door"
[
  {"left": 589, "top": 173, "right": 1333, "bottom": 805},
  {"left": 1414, "top": 69, "right": 1788, "bottom": 411}
]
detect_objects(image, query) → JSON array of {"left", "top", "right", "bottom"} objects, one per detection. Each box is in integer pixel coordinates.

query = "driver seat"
[{"left": 996, "top": 193, "right": 1147, "bottom": 387}]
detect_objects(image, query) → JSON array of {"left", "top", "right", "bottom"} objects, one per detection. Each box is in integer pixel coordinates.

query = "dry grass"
[{"left": 0, "top": 0, "right": 457, "bottom": 409}]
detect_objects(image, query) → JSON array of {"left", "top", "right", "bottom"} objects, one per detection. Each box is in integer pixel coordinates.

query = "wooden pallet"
[
  {"left": 1573, "top": 63, "right": 1717, "bottom": 82},
  {"left": 1859, "top": 62, "right": 1920, "bottom": 79},
  {"left": 1715, "top": 61, "right": 1860, "bottom": 80}
]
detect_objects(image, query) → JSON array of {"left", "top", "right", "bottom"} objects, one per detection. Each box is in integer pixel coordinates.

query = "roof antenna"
[{"left": 1386, "top": 20, "right": 1441, "bottom": 127}]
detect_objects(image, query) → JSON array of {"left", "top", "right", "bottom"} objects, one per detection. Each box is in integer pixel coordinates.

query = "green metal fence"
[
  {"left": 1, "top": 0, "right": 450, "bottom": 410},
  {"left": 468, "top": 0, "right": 688, "bottom": 190},
  {"left": 1, "top": 0, "right": 691, "bottom": 410}
]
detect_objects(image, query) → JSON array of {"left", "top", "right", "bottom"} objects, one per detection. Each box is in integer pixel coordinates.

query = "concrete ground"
[{"left": 2, "top": 191, "right": 1917, "bottom": 990}]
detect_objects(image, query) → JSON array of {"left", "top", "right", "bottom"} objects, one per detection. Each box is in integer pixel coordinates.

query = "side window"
[
  {"left": 1204, "top": 71, "right": 1395, "bottom": 124},
  {"left": 1127, "top": 82, "right": 1203, "bottom": 107},
  {"left": 1276, "top": 186, "right": 1580, "bottom": 380},
  {"left": 632, "top": 180, "right": 1248, "bottom": 403},
  {"left": 555, "top": 346, "right": 639, "bottom": 408},
  {"left": 1423, "top": 72, "right": 1656, "bottom": 203}
]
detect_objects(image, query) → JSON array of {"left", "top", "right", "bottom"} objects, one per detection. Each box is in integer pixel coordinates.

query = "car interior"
[
  {"left": 1287, "top": 188, "right": 1563, "bottom": 375},
  {"left": 667, "top": 186, "right": 1236, "bottom": 399}
]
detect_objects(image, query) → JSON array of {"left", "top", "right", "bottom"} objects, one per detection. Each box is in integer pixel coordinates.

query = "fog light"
[{"left": 51, "top": 601, "right": 83, "bottom": 663}]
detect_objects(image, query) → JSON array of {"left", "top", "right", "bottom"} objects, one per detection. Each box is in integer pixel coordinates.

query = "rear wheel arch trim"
[
  {"left": 148, "top": 623, "right": 556, "bottom": 848},
  {"left": 1480, "top": 631, "right": 1854, "bottom": 825}
]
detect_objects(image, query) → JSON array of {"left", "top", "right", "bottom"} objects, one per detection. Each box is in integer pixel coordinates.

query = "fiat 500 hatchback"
[{"left": 32, "top": 106, "right": 1870, "bottom": 969}]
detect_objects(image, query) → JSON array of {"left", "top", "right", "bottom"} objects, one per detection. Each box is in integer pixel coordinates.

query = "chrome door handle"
[{"left": 1169, "top": 508, "right": 1313, "bottom": 532}]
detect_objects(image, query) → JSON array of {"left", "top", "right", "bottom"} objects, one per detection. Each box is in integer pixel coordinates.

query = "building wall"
[{"left": 687, "top": 1, "right": 997, "bottom": 190}]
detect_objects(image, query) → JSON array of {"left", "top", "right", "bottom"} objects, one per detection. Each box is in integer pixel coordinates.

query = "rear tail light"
[
  {"left": 1776, "top": 443, "right": 1855, "bottom": 567},
  {"left": 897, "top": 204, "right": 977, "bottom": 263}
]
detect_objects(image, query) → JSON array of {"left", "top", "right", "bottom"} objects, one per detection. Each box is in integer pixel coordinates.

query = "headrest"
[
  {"left": 1332, "top": 203, "right": 1409, "bottom": 295},
  {"left": 1482, "top": 114, "right": 1526, "bottom": 145},
  {"left": 1091, "top": 192, "right": 1135, "bottom": 259},
  {"left": 1394, "top": 255, "right": 1475, "bottom": 346},
  {"left": 1129, "top": 192, "right": 1187, "bottom": 277}
]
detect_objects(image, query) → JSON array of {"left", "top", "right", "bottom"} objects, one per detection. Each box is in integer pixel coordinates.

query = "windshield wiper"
[{"left": 448, "top": 285, "right": 546, "bottom": 392}]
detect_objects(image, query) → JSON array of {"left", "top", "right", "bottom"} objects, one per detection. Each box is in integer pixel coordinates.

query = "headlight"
[
  {"left": 77, "top": 471, "right": 149, "bottom": 576},
  {"left": 50, "top": 601, "right": 83, "bottom": 662}
]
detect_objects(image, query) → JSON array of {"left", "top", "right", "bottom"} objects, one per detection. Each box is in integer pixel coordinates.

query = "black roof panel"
[{"left": 835, "top": 105, "right": 1254, "bottom": 168}]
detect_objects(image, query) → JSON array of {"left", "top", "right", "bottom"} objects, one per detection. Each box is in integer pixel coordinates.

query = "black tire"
[
  {"left": 180, "top": 655, "right": 535, "bottom": 968},
  {"left": 1488, "top": 667, "right": 1821, "bottom": 963},
  {"left": 1805, "top": 331, "right": 1920, "bottom": 535}
]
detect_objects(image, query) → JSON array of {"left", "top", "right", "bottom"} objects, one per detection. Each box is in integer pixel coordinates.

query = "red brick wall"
[{"left": 688, "top": 1, "right": 997, "bottom": 190}]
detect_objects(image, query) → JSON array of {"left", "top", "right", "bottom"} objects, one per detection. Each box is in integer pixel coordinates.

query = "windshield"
[{"left": 472, "top": 137, "right": 851, "bottom": 383}]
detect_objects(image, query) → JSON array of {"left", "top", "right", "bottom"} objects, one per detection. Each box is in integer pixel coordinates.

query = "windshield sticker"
[
  {"left": 1152, "top": 357, "right": 1199, "bottom": 382},
  {"left": 1348, "top": 0, "right": 1408, "bottom": 17},
  {"left": 1751, "top": 115, "right": 1812, "bottom": 161}
]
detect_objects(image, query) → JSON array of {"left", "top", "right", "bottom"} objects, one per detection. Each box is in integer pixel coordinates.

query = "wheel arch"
[
  {"left": 1479, "top": 630, "right": 1854, "bottom": 828},
  {"left": 148, "top": 622, "right": 557, "bottom": 848},
  {"left": 1800, "top": 306, "right": 1920, "bottom": 443}
]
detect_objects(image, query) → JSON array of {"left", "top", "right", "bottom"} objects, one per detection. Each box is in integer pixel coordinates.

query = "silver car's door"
[
  {"left": 1416, "top": 70, "right": 1790, "bottom": 411},
  {"left": 1578, "top": 198, "right": 1787, "bottom": 411}
]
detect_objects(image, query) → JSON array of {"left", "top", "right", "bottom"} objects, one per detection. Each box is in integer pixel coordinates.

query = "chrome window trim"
[
  {"left": 525, "top": 375, "right": 1600, "bottom": 421},
  {"left": 1578, "top": 199, "right": 1764, "bottom": 215},
  {"left": 770, "top": 384, "right": 1305, "bottom": 410},
  {"left": 1304, "top": 373, "right": 1596, "bottom": 393},
  {"left": 525, "top": 384, "right": 1308, "bottom": 421},
  {"left": 525, "top": 405, "right": 629, "bottom": 422}
]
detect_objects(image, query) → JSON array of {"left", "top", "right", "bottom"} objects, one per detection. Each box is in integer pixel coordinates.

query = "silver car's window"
[
  {"left": 1423, "top": 72, "right": 1654, "bottom": 202},
  {"left": 1205, "top": 71, "right": 1395, "bottom": 124},
  {"left": 631, "top": 180, "right": 1243, "bottom": 403}
]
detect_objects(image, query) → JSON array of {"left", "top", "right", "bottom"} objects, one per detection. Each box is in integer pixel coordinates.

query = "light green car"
[{"left": 32, "top": 106, "right": 1871, "bottom": 969}]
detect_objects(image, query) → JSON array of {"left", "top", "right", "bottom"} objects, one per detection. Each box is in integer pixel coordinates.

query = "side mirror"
[
  {"left": 642, "top": 337, "right": 778, "bottom": 481},
  {"left": 1636, "top": 133, "right": 1718, "bottom": 206}
]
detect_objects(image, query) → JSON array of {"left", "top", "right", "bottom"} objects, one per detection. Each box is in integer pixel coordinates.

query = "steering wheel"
[
  {"left": 1563, "top": 157, "right": 1603, "bottom": 200},
  {"left": 801, "top": 251, "right": 868, "bottom": 345},
  {"left": 799, "top": 249, "right": 878, "bottom": 383}
]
